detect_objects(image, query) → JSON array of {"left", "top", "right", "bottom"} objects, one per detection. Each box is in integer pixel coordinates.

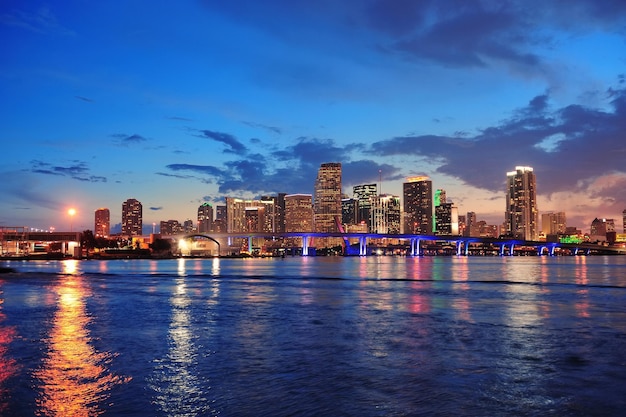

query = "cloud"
[
  {"left": 242, "top": 120, "right": 283, "bottom": 134},
  {"left": 167, "top": 116, "right": 193, "bottom": 122},
  {"left": 194, "top": 130, "right": 247, "bottom": 154},
  {"left": 111, "top": 133, "right": 148, "bottom": 145},
  {"left": 28, "top": 160, "right": 107, "bottom": 183},
  {"left": 367, "top": 86, "right": 626, "bottom": 211},
  {"left": 75, "top": 95, "right": 94, "bottom": 103},
  {"left": 150, "top": 206, "right": 163, "bottom": 211}
]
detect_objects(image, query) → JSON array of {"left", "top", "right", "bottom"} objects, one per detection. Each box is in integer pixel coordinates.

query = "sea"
[{"left": 0, "top": 255, "right": 625, "bottom": 416}]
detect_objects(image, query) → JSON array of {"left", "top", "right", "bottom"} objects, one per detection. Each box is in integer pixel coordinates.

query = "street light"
[{"left": 68, "top": 208, "right": 76, "bottom": 232}]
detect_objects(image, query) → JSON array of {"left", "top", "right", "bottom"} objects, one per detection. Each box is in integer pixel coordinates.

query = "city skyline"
[{"left": 2, "top": 1, "right": 625, "bottom": 232}]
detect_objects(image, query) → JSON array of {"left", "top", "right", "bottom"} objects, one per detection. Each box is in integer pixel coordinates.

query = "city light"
[{"left": 68, "top": 208, "right": 76, "bottom": 232}]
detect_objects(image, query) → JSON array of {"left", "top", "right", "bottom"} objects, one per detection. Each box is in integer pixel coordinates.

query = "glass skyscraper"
[
  {"left": 403, "top": 176, "right": 433, "bottom": 235},
  {"left": 122, "top": 198, "right": 142, "bottom": 236},
  {"left": 94, "top": 208, "right": 110, "bottom": 238},
  {"left": 313, "top": 162, "right": 342, "bottom": 233},
  {"left": 505, "top": 166, "right": 538, "bottom": 240}
]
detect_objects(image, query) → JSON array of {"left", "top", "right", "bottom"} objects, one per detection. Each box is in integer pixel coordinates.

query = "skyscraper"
[
  {"left": 313, "top": 162, "right": 342, "bottom": 233},
  {"left": 541, "top": 212, "right": 566, "bottom": 236},
  {"left": 197, "top": 203, "right": 214, "bottom": 233},
  {"left": 226, "top": 197, "right": 276, "bottom": 233},
  {"left": 285, "top": 194, "right": 313, "bottom": 232},
  {"left": 435, "top": 203, "right": 459, "bottom": 235},
  {"left": 403, "top": 176, "right": 433, "bottom": 235},
  {"left": 353, "top": 183, "right": 377, "bottom": 230},
  {"left": 370, "top": 194, "right": 401, "bottom": 234},
  {"left": 505, "top": 166, "right": 538, "bottom": 240},
  {"left": 623, "top": 209, "right": 626, "bottom": 233},
  {"left": 122, "top": 198, "right": 142, "bottom": 236},
  {"left": 94, "top": 208, "right": 110, "bottom": 238}
]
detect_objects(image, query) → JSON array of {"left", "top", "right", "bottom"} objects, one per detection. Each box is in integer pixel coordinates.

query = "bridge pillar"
[
  {"left": 538, "top": 246, "right": 545, "bottom": 256},
  {"left": 509, "top": 243, "right": 515, "bottom": 256},
  {"left": 456, "top": 241, "right": 462, "bottom": 256},
  {"left": 550, "top": 246, "right": 556, "bottom": 256},
  {"left": 359, "top": 236, "right": 367, "bottom": 256},
  {"left": 465, "top": 241, "right": 470, "bottom": 256},
  {"left": 500, "top": 244, "right": 505, "bottom": 256},
  {"left": 302, "top": 236, "right": 309, "bottom": 256},
  {"left": 574, "top": 247, "right": 579, "bottom": 256},
  {"left": 410, "top": 238, "right": 421, "bottom": 256},
  {"left": 248, "top": 236, "right": 253, "bottom": 254}
]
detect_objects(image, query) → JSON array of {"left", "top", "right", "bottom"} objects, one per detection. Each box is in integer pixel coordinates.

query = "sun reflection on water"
[{"left": 34, "top": 274, "right": 130, "bottom": 416}]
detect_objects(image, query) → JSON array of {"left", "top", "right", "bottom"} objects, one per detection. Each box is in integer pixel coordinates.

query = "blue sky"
[{"left": 1, "top": 0, "right": 625, "bottom": 233}]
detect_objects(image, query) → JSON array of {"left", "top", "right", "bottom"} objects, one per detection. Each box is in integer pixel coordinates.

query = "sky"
[{"left": 1, "top": 0, "right": 625, "bottom": 234}]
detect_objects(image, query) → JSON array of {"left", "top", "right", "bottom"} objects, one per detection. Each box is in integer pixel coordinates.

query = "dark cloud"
[
  {"left": 29, "top": 160, "right": 106, "bottom": 183},
  {"left": 195, "top": 130, "right": 247, "bottom": 154},
  {"left": 166, "top": 163, "right": 224, "bottom": 177},
  {"left": 242, "top": 120, "right": 283, "bottom": 134},
  {"left": 368, "top": 87, "right": 626, "bottom": 205},
  {"left": 111, "top": 133, "right": 147, "bottom": 145},
  {"left": 150, "top": 207, "right": 163, "bottom": 211},
  {"left": 74, "top": 95, "right": 94, "bottom": 103},
  {"left": 342, "top": 160, "right": 403, "bottom": 187}
]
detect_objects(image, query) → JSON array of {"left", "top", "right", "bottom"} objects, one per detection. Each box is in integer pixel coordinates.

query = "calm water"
[{"left": 1, "top": 256, "right": 625, "bottom": 416}]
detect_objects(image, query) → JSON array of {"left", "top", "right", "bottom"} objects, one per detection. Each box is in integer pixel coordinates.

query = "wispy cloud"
[
  {"left": 193, "top": 129, "right": 248, "bottom": 154},
  {"left": 29, "top": 160, "right": 107, "bottom": 183},
  {"left": 111, "top": 133, "right": 148, "bottom": 146},
  {"left": 242, "top": 120, "right": 283, "bottom": 134},
  {"left": 75, "top": 95, "right": 94, "bottom": 103}
]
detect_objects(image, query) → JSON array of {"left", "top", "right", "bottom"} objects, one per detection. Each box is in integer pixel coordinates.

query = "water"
[{"left": 1, "top": 256, "right": 625, "bottom": 416}]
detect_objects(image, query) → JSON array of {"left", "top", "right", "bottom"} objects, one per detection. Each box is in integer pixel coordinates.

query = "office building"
[
  {"left": 370, "top": 194, "right": 401, "bottom": 234},
  {"left": 122, "top": 198, "right": 142, "bottom": 236},
  {"left": 197, "top": 203, "right": 214, "bottom": 233},
  {"left": 541, "top": 212, "right": 566, "bottom": 236},
  {"left": 403, "top": 176, "right": 433, "bottom": 234},
  {"left": 160, "top": 220, "right": 183, "bottom": 236},
  {"left": 590, "top": 218, "right": 615, "bottom": 241},
  {"left": 505, "top": 166, "right": 538, "bottom": 240},
  {"left": 435, "top": 203, "right": 459, "bottom": 235},
  {"left": 313, "top": 162, "right": 342, "bottom": 233},
  {"left": 353, "top": 184, "right": 377, "bottom": 230},
  {"left": 466, "top": 211, "right": 477, "bottom": 237},
  {"left": 94, "top": 208, "right": 110, "bottom": 238},
  {"left": 623, "top": 209, "right": 626, "bottom": 233},
  {"left": 285, "top": 194, "right": 313, "bottom": 232},
  {"left": 341, "top": 198, "right": 358, "bottom": 226},
  {"left": 226, "top": 197, "right": 276, "bottom": 233},
  {"left": 213, "top": 205, "right": 227, "bottom": 233}
]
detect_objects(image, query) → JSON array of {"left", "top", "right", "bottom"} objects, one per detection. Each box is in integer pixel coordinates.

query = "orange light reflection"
[
  {"left": 34, "top": 275, "right": 130, "bottom": 416},
  {"left": 0, "top": 281, "right": 19, "bottom": 414}
]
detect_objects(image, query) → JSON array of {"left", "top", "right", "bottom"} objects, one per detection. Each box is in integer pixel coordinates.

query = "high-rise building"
[
  {"left": 541, "top": 212, "right": 566, "bottom": 236},
  {"left": 466, "top": 211, "right": 477, "bottom": 237},
  {"left": 285, "top": 194, "right": 313, "bottom": 232},
  {"left": 403, "top": 176, "right": 433, "bottom": 235},
  {"left": 213, "top": 205, "right": 227, "bottom": 233},
  {"left": 341, "top": 198, "right": 358, "bottom": 226},
  {"left": 623, "top": 209, "right": 626, "bottom": 233},
  {"left": 505, "top": 166, "right": 538, "bottom": 240},
  {"left": 160, "top": 220, "right": 183, "bottom": 235},
  {"left": 226, "top": 197, "right": 276, "bottom": 233},
  {"left": 197, "top": 203, "right": 214, "bottom": 233},
  {"left": 370, "top": 194, "right": 401, "bottom": 234},
  {"left": 313, "top": 162, "right": 342, "bottom": 233},
  {"left": 435, "top": 203, "right": 459, "bottom": 235},
  {"left": 94, "top": 208, "right": 110, "bottom": 238},
  {"left": 353, "top": 184, "right": 377, "bottom": 230},
  {"left": 122, "top": 198, "right": 142, "bottom": 236},
  {"left": 590, "top": 218, "right": 615, "bottom": 240}
]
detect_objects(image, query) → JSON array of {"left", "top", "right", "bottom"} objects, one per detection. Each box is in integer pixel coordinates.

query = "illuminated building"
[
  {"left": 590, "top": 218, "right": 615, "bottom": 241},
  {"left": 213, "top": 205, "right": 227, "bottom": 233},
  {"left": 541, "top": 212, "right": 566, "bottom": 236},
  {"left": 466, "top": 211, "right": 477, "bottom": 237},
  {"left": 160, "top": 220, "right": 183, "bottom": 235},
  {"left": 94, "top": 208, "right": 110, "bottom": 238},
  {"left": 121, "top": 198, "right": 142, "bottom": 236},
  {"left": 342, "top": 198, "right": 358, "bottom": 226},
  {"left": 403, "top": 176, "right": 433, "bottom": 234},
  {"left": 285, "top": 194, "right": 313, "bottom": 232},
  {"left": 370, "top": 194, "right": 401, "bottom": 234},
  {"left": 458, "top": 215, "right": 466, "bottom": 237},
  {"left": 197, "top": 203, "right": 213, "bottom": 233},
  {"left": 353, "top": 183, "right": 377, "bottom": 230},
  {"left": 226, "top": 197, "right": 276, "bottom": 233},
  {"left": 505, "top": 166, "right": 538, "bottom": 240},
  {"left": 313, "top": 163, "right": 342, "bottom": 233},
  {"left": 435, "top": 203, "right": 459, "bottom": 235},
  {"left": 623, "top": 209, "right": 626, "bottom": 233}
]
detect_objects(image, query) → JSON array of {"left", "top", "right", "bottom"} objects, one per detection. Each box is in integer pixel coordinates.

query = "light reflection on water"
[
  {"left": 34, "top": 268, "right": 130, "bottom": 416},
  {"left": 0, "top": 279, "right": 19, "bottom": 414}
]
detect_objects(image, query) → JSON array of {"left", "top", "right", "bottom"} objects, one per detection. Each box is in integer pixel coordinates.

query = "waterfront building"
[
  {"left": 370, "top": 194, "right": 401, "bottom": 234},
  {"left": 458, "top": 215, "right": 467, "bottom": 237},
  {"left": 267, "top": 193, "right": 287, "bottom": 233},
  {"left": 341, "top": 198, "right": 358, "bottom": 227},
  {"left": 403, "top": 176, "right": 433, "bottom": 235},
  {"left": 505, "top": 166, "right": 538, "bottom": 240},
  {"left": 285, "top": 194, "right": 313, "bottom": 232},
  {"left": 94, "top": 208, "right": 110, "bottom": 238},
  {"left": 435, "top": 203, "right": 459, "bottom": 235},
  {"left": 226, "top": 197, "right": 276, "bottom": 233},
  {"left": 590, "top": 218, "right": 615, "bottom": 241},
  {"left": 213, "top": 205, "right": 227, "bottom": 233},
  {"left": 353, "top": 184, "right": 377, "bottom": 230},
  {"left": 313, "top": 162, "right": 342, "bottom": 233},
  {"left": 160, "top": 220, "right": 183, "bottom": 235},
  {"left": 466, "top": 211, "right": 477, "bottom": 237},
  {"left": 623, "top": 209, "right": 626, "bottom": 233},
  {"left": 183, "top": 219, "right": 194, "bottom": 233},
  {"left": 122, "top": 198, "right": 142, "bottom": 236},
  {"left": 542, "top": 212, "right": 566, "bottom": 237},
  {"left": 197, "top": 203, "right": 214, "bottom": 233}
]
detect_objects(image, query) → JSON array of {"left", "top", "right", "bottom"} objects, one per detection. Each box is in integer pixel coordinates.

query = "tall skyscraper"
[
  {"left": 403, "top": 176, "right": 433, "bottom": 235},
  {"left": 197, "top": 203, "right": 214, "bottom": 233},
  {"left": 313, "top": 162, "right": 342, "bottom": 233},
  {"left": 505, "top": 166, "right": 538, "bottom": 240},
  {"left": 94, "top": 208, "right": 110, "bottom": 238},
  {"left": 370, "top": 194, "right": 401, "bottom": 234},
  {"left": 341, "top": 198, "right": 358, "bottom": 226},
  {"left": 213, "top": 205, "right": 227, "bottom": 233},
  {"left": 226, "top": 197, "right": 276, "bottom": 233},
  {"left": 353, "top": 183, "right": 377, "bottom": 230},
  {"left": 122, "top": 198, "right": 142, "bottom": 236},
  {"left": 435, "top": 203, "right": 459, "bottom": 235},
  {"left": 623, "top": 209, "right": 626, "bottom": 233},
  {"left": 466, "top": 211, "right": 477, "bottom": 237}
]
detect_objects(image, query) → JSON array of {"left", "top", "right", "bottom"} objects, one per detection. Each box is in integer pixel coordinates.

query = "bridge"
[{"left": 174, "top": 232, "right": 626, "bottom": 257}]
